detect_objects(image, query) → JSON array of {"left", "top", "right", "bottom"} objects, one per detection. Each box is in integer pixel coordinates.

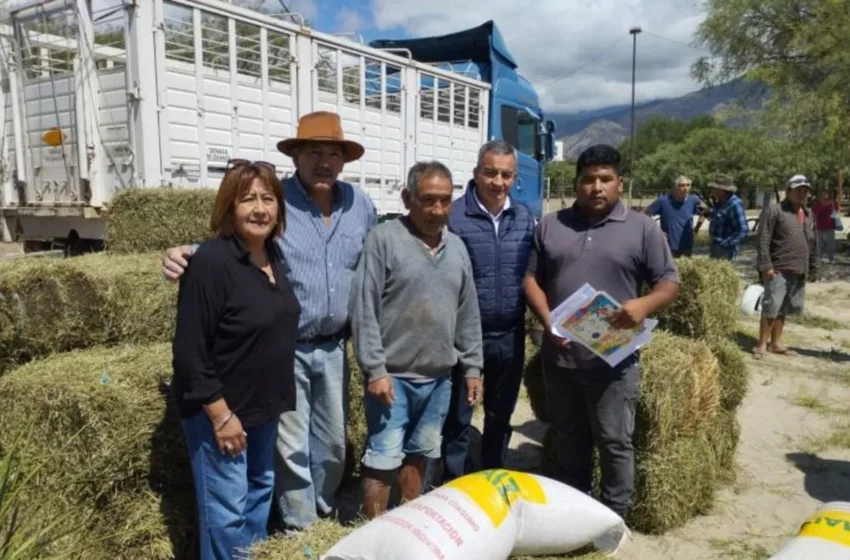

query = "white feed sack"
[
  {"left": 322, "top": 470, "right": 628, "bottom": 560},
  {"left": 770, "top": 502, "right": 850, "bottom": 559}
]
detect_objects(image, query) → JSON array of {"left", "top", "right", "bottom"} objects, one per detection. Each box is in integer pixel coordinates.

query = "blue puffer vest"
[{"left": 448, "top": 181, "right": 536, "bottom": 335}]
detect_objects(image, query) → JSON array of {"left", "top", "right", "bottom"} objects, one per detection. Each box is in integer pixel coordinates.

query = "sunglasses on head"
[{"left": 225, "top": 158, "right": 276, "bottom": 174}]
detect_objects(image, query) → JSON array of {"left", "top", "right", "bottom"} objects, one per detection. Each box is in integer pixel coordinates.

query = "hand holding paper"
[
  {"left": 608, "top": 299, "right": 651, "bottom": 329},
  {"left": 548, "top": 283, "right": 657, "bottom": 367}
]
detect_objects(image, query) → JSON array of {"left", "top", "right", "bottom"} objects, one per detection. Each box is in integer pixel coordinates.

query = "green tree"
[
  {"left": 693, "top": 0, "right": 850, "bottom": 158},
  {"left": 545, "top": 161, "right": 576, "bottom": 198},
  {"left": 620, "top": 115, "right": 720, "bottom": 164}
]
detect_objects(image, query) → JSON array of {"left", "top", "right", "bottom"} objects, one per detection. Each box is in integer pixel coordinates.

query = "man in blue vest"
[{"left": 439, "top": 140, "right": 537, "bottom": 481}]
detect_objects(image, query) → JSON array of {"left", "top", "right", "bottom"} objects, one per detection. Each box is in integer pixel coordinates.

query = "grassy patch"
[
  {"left": 709, "top": 538, "right": 772, "bottom": 560},
  {"left": 792, "top": 393, "right": 831, "bottom": 413},
  {"left": 806, "top": 364, "right": 850, "bottom": 386},
  {"left": 792, "top": 313, "right": 844, "bottom": 331}
]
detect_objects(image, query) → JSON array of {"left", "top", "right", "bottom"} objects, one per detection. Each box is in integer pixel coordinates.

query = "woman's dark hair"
[
  {"left": 576, "top": 144, "right": 622, "bottom": 178},
  {"left": 210, "top": 164, "right": 284, "bottom": 238}
]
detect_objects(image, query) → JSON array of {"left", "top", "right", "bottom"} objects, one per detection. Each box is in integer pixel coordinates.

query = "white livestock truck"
[{"left": 1, "top": 0, "right": 554, "bottom": 253}]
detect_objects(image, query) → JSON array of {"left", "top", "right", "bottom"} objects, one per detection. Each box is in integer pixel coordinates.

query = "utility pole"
[{"left": 628, "top": 26, "right": 642, "bottom": 208}]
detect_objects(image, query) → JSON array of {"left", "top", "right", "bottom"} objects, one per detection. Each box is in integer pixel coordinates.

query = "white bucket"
[{"left": 741, "top": 283, "right": 765, "bottom": 316}]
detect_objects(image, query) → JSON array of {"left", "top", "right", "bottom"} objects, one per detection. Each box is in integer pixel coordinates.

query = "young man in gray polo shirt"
[
  {"left": 524, "top": 144, "right": 679, "bottom": 520},
  {"left": 350, "top": 161, "right": 484, "bottom": 519}
]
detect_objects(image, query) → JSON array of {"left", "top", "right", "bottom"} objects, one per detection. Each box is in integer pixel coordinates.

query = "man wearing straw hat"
[
  {"left": 161, "top": 111, "right": 377, "bottom": 532},
  {"left": 706, "top": 174, "right": 748, "bottom": 261}
]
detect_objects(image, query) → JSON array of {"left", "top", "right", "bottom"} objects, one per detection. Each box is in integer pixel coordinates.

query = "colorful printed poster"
[{"left": 549, "top": 283, "right": 657, "bottom": 367}]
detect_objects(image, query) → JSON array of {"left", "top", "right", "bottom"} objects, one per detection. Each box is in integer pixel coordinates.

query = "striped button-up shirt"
[
  {"left": 278, "top": 175, "right": 377, "bottom": 338},
  {"left": 709, "top": 194, "right": 748, "bottom": 248}
]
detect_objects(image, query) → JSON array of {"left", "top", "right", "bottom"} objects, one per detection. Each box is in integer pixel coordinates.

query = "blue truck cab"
[{"left": 371, "top": 21, "right": 556, "bottom": 218}]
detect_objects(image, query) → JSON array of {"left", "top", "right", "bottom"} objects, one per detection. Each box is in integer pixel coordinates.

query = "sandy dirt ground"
[{"left": 497, "top": 239, "right": 850, "bottom": 559}]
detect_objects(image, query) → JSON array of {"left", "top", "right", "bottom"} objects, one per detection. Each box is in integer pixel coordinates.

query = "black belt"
[{"left": 297, "top": 329, "right": 348, "bottom": 345}]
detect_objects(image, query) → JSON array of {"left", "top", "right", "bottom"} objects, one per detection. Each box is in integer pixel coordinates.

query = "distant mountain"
[
  {"left": 551, "top": 78, "right": 769, "bottom": 160},
  {"left": 562, "top": 120, "right": 628, "bottom": 161}
]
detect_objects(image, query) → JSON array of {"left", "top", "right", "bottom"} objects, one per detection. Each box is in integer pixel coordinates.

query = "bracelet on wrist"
[{"left": 215, "top": 412, "right": 234, "bottom": 432}]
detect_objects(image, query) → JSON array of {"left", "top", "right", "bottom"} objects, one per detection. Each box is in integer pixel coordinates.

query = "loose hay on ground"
[
  {"left": 253, "top": 520, "right": 357, "bottom": 559},
  {"left": 0, "top": 253, "right": 176, "bottom": 374},
  {"left": 106, "top": 187, "right": 217, "bottom": 253},
  {"left": 0, "top": 344, "right": 195, "bottom": 559},
  {"left": 653, "top": 257, "right": 740, "bottom": 340}
]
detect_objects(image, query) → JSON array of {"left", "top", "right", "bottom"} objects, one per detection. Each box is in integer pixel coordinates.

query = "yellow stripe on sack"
[
  {"left": 444, "top": 469, "right": 547, "bottom": 528},
  {"left": 798, "top": 510, "right": 850, "bottom": 547}
]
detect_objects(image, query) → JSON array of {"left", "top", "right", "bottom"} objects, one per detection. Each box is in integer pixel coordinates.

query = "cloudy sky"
[
  {"left": 9, "top": 0, "right": 714, "bottom": 114},
  {"left": 276, "top": 0, "right": 713, "bottom": 114}
]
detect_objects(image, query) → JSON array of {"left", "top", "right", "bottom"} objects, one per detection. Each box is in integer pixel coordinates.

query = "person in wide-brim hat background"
[
  {"left": 707, "top": 173, "right": 748, "bottom": 261},
  {"left": 277, "top": 111, "right": 365, "bottom": 163}
]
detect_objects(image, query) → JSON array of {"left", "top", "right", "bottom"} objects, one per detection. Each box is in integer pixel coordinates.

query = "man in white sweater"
[{"left": 349, "top": 161, "right": 484, "bottom": 519}]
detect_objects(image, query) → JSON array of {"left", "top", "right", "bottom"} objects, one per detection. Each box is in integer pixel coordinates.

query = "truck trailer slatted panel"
[{"left": 1, "top": 0, "right": 553, "bottom": 246}]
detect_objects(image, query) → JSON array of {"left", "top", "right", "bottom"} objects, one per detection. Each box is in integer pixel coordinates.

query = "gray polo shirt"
[{"left": 528, "top": 201, "right": 679, "bottom": 370}]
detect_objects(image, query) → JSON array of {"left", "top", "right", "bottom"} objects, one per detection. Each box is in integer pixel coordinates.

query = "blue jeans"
[
  {"left": 441, "top": 328, "right": 525, "bottom": 481},
  {"left": 543, "top": 359, "right": 640, "bottom": 518},
  {"left": 709, "top": 243, "right": 739, "bottom": 261},
  {"left": 182, "top": 413, "right": 277, "bottom": 560},
  {"left": 274, "top": 340, "right": 348, "bottom": 530},
  {"left": 363, "top": 376, "right": 452, "bottom": 471}
]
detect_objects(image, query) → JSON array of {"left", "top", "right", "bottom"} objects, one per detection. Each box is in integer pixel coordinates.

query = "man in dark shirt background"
[
  {"left": 523, "top": 144, "right": 679, "bottom": 520},
  {"left": 644, "top": 175, "right": 706, "bottom": 258},
  {"left": 754, "top": 174, "right": 819, "bottom": 359}
]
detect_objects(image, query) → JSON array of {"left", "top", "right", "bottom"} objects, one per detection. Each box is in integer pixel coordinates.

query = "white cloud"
[
  {"left": 335, "top": 7, "right": 366, "bottom": 33},
  {"left": 257, "top": 0, "right": 318, "bottom": 23},
  {"left": 370, "top": 0, "right": 710, "bottom": 113}
]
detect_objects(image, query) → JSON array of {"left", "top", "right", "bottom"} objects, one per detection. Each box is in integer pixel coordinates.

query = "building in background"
[{"left": 552, "top": 141, "right": 565, "bottom": 162}]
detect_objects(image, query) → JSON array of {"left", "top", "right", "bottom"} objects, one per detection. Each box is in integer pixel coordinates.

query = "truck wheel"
[{"left": 23, "top": 240, "right": 50, "bottom": 253}]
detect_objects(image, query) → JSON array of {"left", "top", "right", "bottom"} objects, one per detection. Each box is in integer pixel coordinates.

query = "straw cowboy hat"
[
  {"left": 707, "top": 174, "right": 737, "bottom": 193},
  {"left": 276, "top": 111, "right": 365, "bottom": 163}
]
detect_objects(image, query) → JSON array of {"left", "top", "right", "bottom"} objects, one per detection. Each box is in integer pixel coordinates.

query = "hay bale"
[
  {"left": 106, "top": 187, "right": 217, "bottom": 253},
  {"left": 707, "top": 336, "right": 748, "bottom": 411},
  {"left": 0, "top": 253, "right": 177, "bottom": 374},
  {"left": 654, "top": 257, "right": 740, "bottom": 340},
  {"left": 0, "top": 344, "right": 195, "bottom": 559},
  {"left": 523, "top": 350, "right": 548, "bottom": 422},
  {"left": 637, "top": 332, "right": 721, "bottom": 446},
  {"left": 709, "top": 408, "right": 740, "bottom": 483},
  {"left": 628, "top": 434, "right": 718, "bottom": 534},
  {"left": 539, "top": 332, "right": 722, "bottom": 534},
  {"left": 344, "top": 343, "right": 368, "bottom": 481}
]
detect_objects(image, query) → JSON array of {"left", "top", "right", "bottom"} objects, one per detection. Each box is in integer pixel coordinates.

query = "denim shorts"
[
  {"left": 762, "top": 272, "right": 806, "bottom": 318},
  {"left": 362, "top": 376, "right": 452, "bottom": 471}
]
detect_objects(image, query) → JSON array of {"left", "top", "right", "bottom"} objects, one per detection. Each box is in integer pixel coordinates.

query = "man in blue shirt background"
[{"left": 644, "top": 175, "right": 706, "bottom": 258}]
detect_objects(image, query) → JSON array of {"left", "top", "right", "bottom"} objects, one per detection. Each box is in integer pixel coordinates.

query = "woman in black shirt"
[{"left": 172, "top": 160, "right": 300, "bottom": 560}]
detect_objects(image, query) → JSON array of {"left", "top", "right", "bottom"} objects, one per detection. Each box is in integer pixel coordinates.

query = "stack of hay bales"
[
  {"left": 0, "top": 344, "right": 196, "bottom": 559},
  {"left": 106, "top": 187, "right": 216, "bottom": 253},
  {"left": 0, "top": 252, "right": 177, "bottom": 374},
  {"left": 527, "top": 256, "right": 748, "bottom": 534}
]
